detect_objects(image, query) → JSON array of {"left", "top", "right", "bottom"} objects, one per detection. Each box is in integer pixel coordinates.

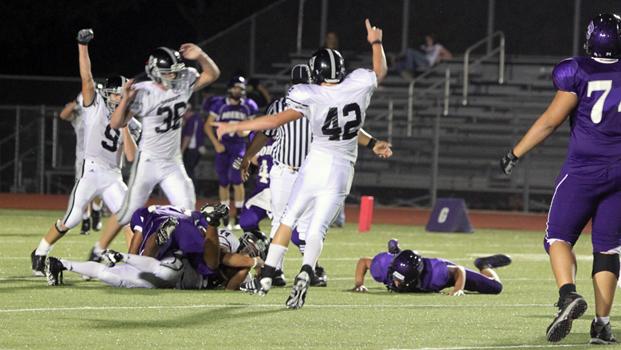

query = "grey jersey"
[
  {"left": 285, "top": 68, "right": 377, "bottom": 162},
  {"left": 82, "top": 92, "right": 124, "bottom": 168},
  {"left": 129, "top": 68, "right": 198, "bottom": 160}
]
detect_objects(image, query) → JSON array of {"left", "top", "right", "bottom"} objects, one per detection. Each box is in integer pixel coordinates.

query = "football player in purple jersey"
[
  {"left": 205, "top": 76, "right": 259, "bottom": 230},
  {"left": 500, "top": 14, "right": 621, "bottom": 344},
  {"left": 352, "top": 239, "right": 510, "bottom": 296}
]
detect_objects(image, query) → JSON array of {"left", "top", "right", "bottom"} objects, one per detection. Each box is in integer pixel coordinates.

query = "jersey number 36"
[{"left": 155, "top": 102, "right": 187, "bottom": 133}]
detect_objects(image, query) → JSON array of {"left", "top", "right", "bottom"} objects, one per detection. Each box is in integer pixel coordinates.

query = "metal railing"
[{"left": 462, "top": 31, "right": 505, "bottom": 106}]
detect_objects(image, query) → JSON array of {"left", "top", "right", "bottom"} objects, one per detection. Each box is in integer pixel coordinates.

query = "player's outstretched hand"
[
  {"left": 353, "top": 285, "right": 368, "bottom": 293},
  {"left": 365, "top": 19, "right": 383, "bottom": 44},
  {"left": 77, "top": 29, "right": 94, "bottom": 45},
  {"left": 121, "top": 79, "right": 138, "bottom": 103},
  {"left": 373, "top": 140, "right": 393, "bottom": 158},
  {"left": 238, "top": 157, "right": 252, "bottom": 182},
  {"left": 211, "top": 121, "right": 236, "bottom": 140},
  {"left": 500, "top": 150, "right": 519, "bottom": 175},
  {"left": 450, "top": 289, "right": 465, "bottom": 297},
  {"left": 179, "top": 43, "right": 204, "bottom": 61}
]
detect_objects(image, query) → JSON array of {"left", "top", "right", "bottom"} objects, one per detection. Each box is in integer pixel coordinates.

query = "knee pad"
[
  {"left": 55, "top": 220, "right": 69, "bottom": 235},
  {"left": 592, "top": 252, "right": 620, "bottom": 279}
]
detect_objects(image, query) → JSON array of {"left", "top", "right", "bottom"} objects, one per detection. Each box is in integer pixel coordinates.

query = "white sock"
[
  {"left": 235, "top": 201, "right": 244, "bottom": 208},
  {"left": 265, "top": 244, "right": 288, "bottom": 269},
  {"left": 302, "top": 231, "right": 323, "bottom": 271},
  {"left": 82, "top": 211, "right": 90, "bottom": 220},
  {"left": 595, "top": 316, "right": 610, "bottom": 325},
  {"left": 220, "top": 200, "right": 229, "bottom": 206},
  {"left": 35, "top": 239, "right": 52, "bottom": 256},
  {"left": 93, "top": 242, "right": 105, "bottom": 256}
]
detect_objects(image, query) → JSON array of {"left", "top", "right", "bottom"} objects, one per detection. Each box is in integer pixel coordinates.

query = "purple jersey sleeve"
[
  {"left": 244, "top": 98, "right": 259, "bottom": 117},
  {"left": 370, "top": 252, "right": 394, "bottom": 285},
  {"left": 552, "top": 58, "right": 578, "bottom": 93},
  {"left": 208, "top": 97, "right": 225, "bottom": 117},
  {"left": 182, "top": 115, "right": 196, "bottom": 137},
  {"left": 130, "top": 208, "right": 150, "bottom": 232}
]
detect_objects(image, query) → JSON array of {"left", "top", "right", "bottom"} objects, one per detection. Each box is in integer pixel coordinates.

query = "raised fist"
[{"left": 77, "top": 29, "right": 94, "bottom": 45}]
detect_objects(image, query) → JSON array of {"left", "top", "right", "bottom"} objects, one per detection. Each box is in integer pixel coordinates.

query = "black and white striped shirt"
[{"left": 264, "top": 97, "right": 311, "bottom": 168}]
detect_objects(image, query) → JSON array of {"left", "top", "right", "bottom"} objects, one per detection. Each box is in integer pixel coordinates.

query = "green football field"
[{"left": 0, "top": 209, "right": 618, "bottom": 350}]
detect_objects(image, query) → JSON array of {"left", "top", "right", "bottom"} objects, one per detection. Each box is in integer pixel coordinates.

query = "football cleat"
[
  {"left": 546, "top": 292, "right": 588, "bottom": 342},
  {"left": 31, "top": 249, "right": 46, "bottom": 276},
  {"left": 45, "top": 257, "right": 66, "bottom": 286},
  {"left": 91, "top": 210, "right": 102, "bottom": 231},
  {"left": 590, "top": 320, "right": 617, "bottom": 345},
  {"left": 240, "top": 276, "right": 272, "bottom": 296},
  {"left": 388, "top": 239, "right": 401, "bottom": 254},
  {"left": 286, "top": 271, "right": 310, "bottom": 309},
  {"left": 311, "top": 265, "right": 327, "bottom": 287},
  {"left": 101, "top": 249, "right": 124, "bottom": 266},
  {"left": 200, "top": 203, "right": 229, "bottom": 227},
  {"left": 80, "top": 218, "right": 91, "bottom": 235},
  {"left": 474, "top": 254, "right": 512, "bottom": 270},
  {"left": 272, "top": 270, "right": 287, "bottom": 287}
]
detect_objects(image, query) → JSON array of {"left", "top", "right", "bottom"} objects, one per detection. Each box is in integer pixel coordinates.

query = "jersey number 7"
[
  {"left": 587, "top": 80, "right": 621, "bottom": 124},
  {"left": 321, "top": 103, "right": 362, "bottom": 141}
]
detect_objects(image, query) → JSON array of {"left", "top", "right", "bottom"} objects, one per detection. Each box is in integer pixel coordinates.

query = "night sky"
[{"left": 2, "top": 0, "right": 278, "bottom": 77}]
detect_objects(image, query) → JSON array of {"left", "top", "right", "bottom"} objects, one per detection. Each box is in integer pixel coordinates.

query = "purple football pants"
[{"left": 215, "top": 143, "right": 245, "bottom": 186}]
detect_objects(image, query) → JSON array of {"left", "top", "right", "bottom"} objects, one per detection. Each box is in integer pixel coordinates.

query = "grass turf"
[{"left": 0, "top": 209, "right": 617, "bottom": 350}]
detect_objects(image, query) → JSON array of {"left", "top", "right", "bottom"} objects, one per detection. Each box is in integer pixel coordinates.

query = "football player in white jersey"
[
  {"left": 31, "top": 29, "right": 138, "bottom": 275},
  {"left": 59, "top": 96, "right": 106, "bottom": 235},
  {"left": 214, "top": 19, "right": 391, "bottom": 308},
  {"left": 90, "top": 43, "right": 220, "bottom": 259}
]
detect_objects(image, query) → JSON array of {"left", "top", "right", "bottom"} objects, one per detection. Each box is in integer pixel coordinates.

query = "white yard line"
[
  {"left": 0, "top": 303, "right": 558, "bottom": 313},
  {"left": 389, "top": 344, "right": 588, "bottom": 350}
]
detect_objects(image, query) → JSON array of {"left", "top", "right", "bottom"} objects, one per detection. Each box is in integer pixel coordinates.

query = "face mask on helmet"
[
  {"left": 145, "top": 47, "right": 188, "bottom": 91},
  {"left": 101, "top": 75, "right": 127, "bottom": 111},
  {"left": 238, "top": 231, "right": 268, "bottom": 260},
  {"left": 388, "top": 250, "right": 423, "bottom": 290},
  {"left": 584, "top": 13, "right": 621, "bottom": 59}
]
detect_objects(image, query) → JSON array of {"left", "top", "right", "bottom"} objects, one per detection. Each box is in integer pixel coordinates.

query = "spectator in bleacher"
[
  {"left": 324, "top": 31, "right": 339, "bottom": 50},
  {"left": 181, "top": 104, "right": 206, "bottom": 186},
  {"left": 393, "top": 34, "right": 453, "bottom": 79}
]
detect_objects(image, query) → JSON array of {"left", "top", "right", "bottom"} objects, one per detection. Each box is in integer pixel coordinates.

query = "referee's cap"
[{"left": 291, "top": 64, "right": 311, "bottom": 84}]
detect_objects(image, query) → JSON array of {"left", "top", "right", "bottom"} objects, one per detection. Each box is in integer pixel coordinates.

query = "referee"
[{"left": 240, "top": 64, "right": 325, "bottom": 287}]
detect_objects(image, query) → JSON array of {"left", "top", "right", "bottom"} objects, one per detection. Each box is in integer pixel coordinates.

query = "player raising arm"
[
  {"left": 500, "top": 14, "right": 621, "bottom": 344},
  {"left": 214, "top": 19, "right": 390, "bottom": 309},
  {"left": 31, "top": 29, "right": 136, "bottom": 274},
  {"left": 89, "top": 43, "right": 220, "bottom": 261}
]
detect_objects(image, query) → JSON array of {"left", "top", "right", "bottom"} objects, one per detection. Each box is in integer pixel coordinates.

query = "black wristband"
[
  {"left": 371, "top": 40, "right": 382, "bottom": 46},
  {"left": 367, "top": 138, "right": 377, "bottom": 150}
]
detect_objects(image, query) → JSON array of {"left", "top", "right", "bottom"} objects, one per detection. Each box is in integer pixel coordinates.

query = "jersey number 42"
[{"left": 322, "top": 103, "right": 362, "bottom": 141}]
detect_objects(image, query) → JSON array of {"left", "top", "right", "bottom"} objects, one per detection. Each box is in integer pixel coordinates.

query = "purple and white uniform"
[
  {"left": 369, "top": 252, "right": 502, "bottom": 294},
  {"left": 209, "top": 96, "right": 259, "bottom": 186},
  {"left": 544, "top": 57, "right": 621, "bottom": 254},
  {"left": 239, "top": 133, "right": 274, "bottom": 232}
]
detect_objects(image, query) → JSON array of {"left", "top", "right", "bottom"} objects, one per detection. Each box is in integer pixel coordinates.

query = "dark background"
[{"left": 3, "top": 0, "right": 621, "bottom": 79}]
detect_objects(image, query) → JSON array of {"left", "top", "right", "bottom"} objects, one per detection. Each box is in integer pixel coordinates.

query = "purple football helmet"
[
  {"left": 585, "top": 13, "right": 621, "bottom": 58},
  {"left": 388, "top": 250, "right": 423, "bottom": 290}
]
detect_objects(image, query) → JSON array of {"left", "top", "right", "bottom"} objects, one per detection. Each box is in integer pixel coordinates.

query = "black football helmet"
[
  {"left": 145, "top": 47, "right": 186, "bottom": 89},
  {"left": 227, "top": 75, "right": 247, "bottom": 98},
  {"left": 101, "top": 75, "right": 127, "bottom": 111},
  {"left": 387, "top": 250, "right": 423, "bottom": 292},
  {"left": 238, "top": 230, "right": 268, "bottom": 260},
  {"left": 308, "top": 48, "right": 346, "bottom": 84}
]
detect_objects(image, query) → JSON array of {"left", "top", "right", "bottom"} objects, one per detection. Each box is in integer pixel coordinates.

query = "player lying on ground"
[
  {"left": 45, "top": 204, "right": 266, "bottom": 290},
  {"left": 500, "top": 13, "right": 621, "bottom": 345},
  {"left": 352, "top": 239, "right": 510, "bottom": 295},
  {"left": 90, "top": 40, "right": 220, "bottom": 263},
  {"left": 31, "top": 29, "right": 138, "bottom": 276},
  {"left": 213, "top": 19, "right": 391, "bottom": 309}
]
